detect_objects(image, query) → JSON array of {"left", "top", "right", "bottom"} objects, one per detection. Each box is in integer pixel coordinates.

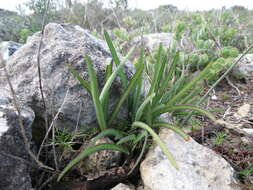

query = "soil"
[{"left": 189, "top": 76, "right": 253, "bottom": 190}]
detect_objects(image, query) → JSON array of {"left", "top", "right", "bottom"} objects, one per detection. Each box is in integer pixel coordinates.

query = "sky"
[{"left": 0, "top": 0, "right": 252, "bottom": 12}]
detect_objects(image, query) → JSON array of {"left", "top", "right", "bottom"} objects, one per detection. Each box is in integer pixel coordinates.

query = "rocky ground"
[{"left": 190, "top": 76, "right": 253, "bottom": 190}]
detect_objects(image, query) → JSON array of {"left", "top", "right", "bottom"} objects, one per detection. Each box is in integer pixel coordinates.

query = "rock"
[
  {"left": 140, "top": 128, "right": 241, "bottom": 190},
  {"left": 232, "top": 54, "right": 253, "bottom": 78},
  {"left": 77, "top": 137, "right": 122, "bottom": 179},
  {"left": 0, "top": 96, "right": 35, "bottom": 190},
  {"left": 0, "top": 41, "right": 22, "bottom": 60},
  {"left": 234, "top": 104, "right": 251, "bottom": 119},
  {"left": 134, "top": 33, "right": 174, "bottom": 51},
  {"left": 211, "top": 95, "right": 218, "bottom": 101},
  {"left": 2, "top": 23, "right": 135, "bottom": 131},
  {"left": 111, "top": 183, "right": 135, "bottom": 190}
]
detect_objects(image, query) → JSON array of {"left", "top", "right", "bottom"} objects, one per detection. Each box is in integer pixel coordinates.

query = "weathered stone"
[
  {"left": 0, "top": 41, "right": 22, "bottom": 61},
  {"left": 232, "top": 54, "right": 253, "bottom": 78},
  {"left": 140, "top": 128, "right": 241, "bottom": 190},
  {"left": 0, "top": 97, "right": 34, "bottom": 190},
  {"left": 133, "top": 33, "right": 174, "bottom": 51},
  {"left": 2, "top": 23, "right": 135, "bottom": 131},
  {"left": 77, "top": 137, "right": 122, "bottom": 179},
  {"left": 111, "top": 183, "right": 136, "bottom": 190}
]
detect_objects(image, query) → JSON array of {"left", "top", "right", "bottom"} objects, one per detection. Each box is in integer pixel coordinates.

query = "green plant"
[
  {"left": 57, "top": 31, "right": 216, "bottom": 181},
  {"left": 213, "top": 132, "right": 227, "bottom": 145},
  {"left": 50, "top": 128, "right": 74, "bottom": 149},
  {"left": 239, "top": 163, "right": 253, "bottom": 178},
  {"left": 19, "top": 28, "right": 33, "bottom": 43}
]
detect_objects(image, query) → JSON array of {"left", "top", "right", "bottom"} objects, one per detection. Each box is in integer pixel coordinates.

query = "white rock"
[
  {"left": 134, "top": 33, "right": 174, "bottom": 51},
  {"left": 234, "top": 104, "right": 251, "bottom": 119},
  {"left": 232, "top": 54, "right": 253, "bottom": 78},
  {"left": 111, "top": 183, "right": 135, "bottom": 190},
  {"left": 140, "top": 128, "right": 241, "bottom": 190},
  {"left": 241, "top": 128, "right": 253, "bottom": 137},
  {"left": 0, "top": 41, "right": 22, "bottom": 61},
  {"left": 0, "top": 111, "right": 8, "bottom": 136},
  {"left": 211, "top": 95, "right": 218, "bottom": 100}
]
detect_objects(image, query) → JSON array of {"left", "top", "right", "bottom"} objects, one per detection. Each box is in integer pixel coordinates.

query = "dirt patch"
[{"left": 190, "top": 76, "right": 253, "bottom": 190}]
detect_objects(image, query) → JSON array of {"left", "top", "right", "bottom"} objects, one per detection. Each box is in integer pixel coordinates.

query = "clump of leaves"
[
  {"left": 219, "top": 47, "right": 239, "bottom": 58},
  {"left": 57, "top": 31, "right": 217, "bottom": 181}
]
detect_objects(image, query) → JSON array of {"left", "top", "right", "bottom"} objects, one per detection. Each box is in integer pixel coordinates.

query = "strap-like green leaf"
[
  {"left": 68, "top": 64, "right": 91, "bottom": 94},
  {"left": 117, "top": 134, "right": 136, "bottom": 145},
  {"left": 132, "top": 121, "right": 179, "bottom": 169},
  {"left": 109, "top": 62, "right": 144, "bottom": 125},
  {"left": 147, "top": 43, "right": 164, "bottom": 96},
  {"left": 88, "top": 128, "right": 125, "bottom": 147},
  {"left": 100, "top": 45, "right": 136, "bottom": 105},
  {"left": 128, "top": 134, "right": 148, "bottom": 175},
  {"left": 153, "top": 104, "right": 216, "bottom": 121},
  {"left": 152, "top": 122, "right": 190, "bottom": 141},
  {"left": 57, "top": 143, "right": 129, "bottom": 181},
  {"left": 166, "top": 63, "right": 212, "bottom": 106},
  {"left": 85, "top": 56, "right": 107, "bottom": 131},
  {"left": 135, "top": 93, "right": 155, "bottom": 121},
  {"left": 131, "top": 49, "right": 144, "bottom": 120},
  {"left": 156, "top": 51, "right": 180, "bottom": 101},
  {"left": 103, "top": 62, "right": 113, "bottom": 119},
  {"left": 104, "top": 30, "right": 128, "bottom": 89}
]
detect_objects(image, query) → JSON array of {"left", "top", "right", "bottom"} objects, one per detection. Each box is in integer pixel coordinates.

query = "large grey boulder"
[
  {"left": 0, "top": 96, "right": 34, "bottom": 190},
  {"left": 140, "top": 128, "right": 241, "bottom": 190},
  {"left": 2, "top": 23, "right": 135, "bottom": 131},
  {"left": 232, "top": 54, "right": 253, "bottom": 79},
  {"left": 0, "top": 41, "right": 22, "bottom": 61}
]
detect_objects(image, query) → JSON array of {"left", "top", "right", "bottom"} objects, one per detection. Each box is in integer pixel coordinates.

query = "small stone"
[
  {"left": 77, "top": 137, "right": 122, "bottom": 179},
  {"left": 111, "top": 183, "right": 135, "bottom": 190},
  {"left": 211, "top": 95, "right": 218, "bottom": 100}
]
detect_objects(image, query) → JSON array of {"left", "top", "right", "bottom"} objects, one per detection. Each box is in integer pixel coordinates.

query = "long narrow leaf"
[
  {"left": 117, "top": 134, "right": 136, "bottom": 145},
  {"left": 133, "top": 130, "right": 148, "bottom": 145},
  {"left": 157, "top": 51, "right": 180, "bottom": 100},
  {"left": 161, "top": 74, "right": 187, "bottom": 104},
  {"left": 128, "top": 134, "right": 148, "bottom": 175},
  {"left": 109, "top": 63, "right": 144, "bottom": 125},
  {"left": 104, "top": 30, "right": 128, "bottom": 89},
  {"left": 103, "top": 61, "right": 113, "bottom": 119},
  {"left": 85, "top": 56, "right": 107, "bottom": 131},
  {"left": 135, "top": 93, "right": 155, "bottom": 121},
  {"left": 88, "top": 128, "right": 125, "bottom": 147},
  {"left": 57, "top": 143, "right": 129, "bottom": 181},
  {"left": 166, "top": 63, "right": 213, "bottom": 106},
  {"left": 178, "top": 87, "right": 202, "bottom": 105},
  {"left": 132, "top": 49, "right": 145, "bottom": 120},
  {"left": 68, "top": 64, "right": 91, "bottom": 94},
  {"left": 100, "top": 45, "right": 136, "bottom": 104},
  {"left": 132, "top": 121, "right": 179, "bottom": 169},
  {"left": 152, "top": 122, "right": 190, "bottom": 141},
  {"left": 153, "top": 104, "right": 216, "bottom": 121},
  {"left": 147, "top": 44, "right": 163, "bottom": 96}
]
